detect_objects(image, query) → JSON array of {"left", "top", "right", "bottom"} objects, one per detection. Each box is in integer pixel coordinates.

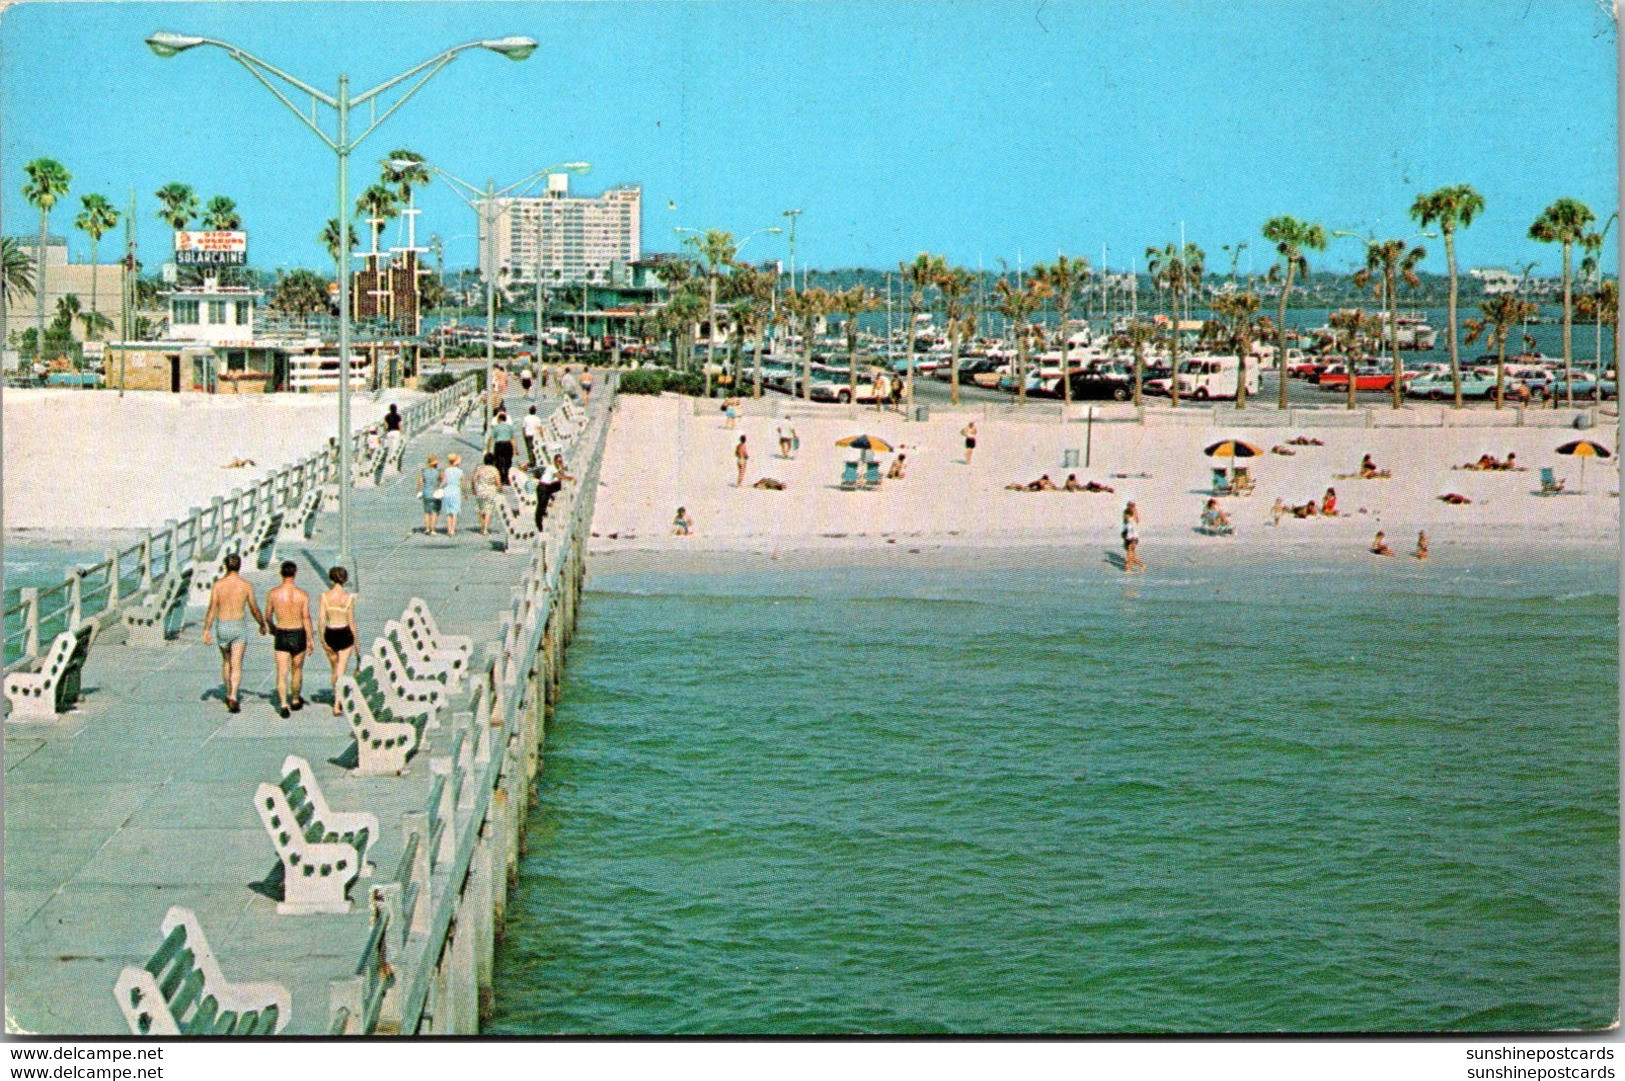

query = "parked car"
[
  {"left": 1029, "top": 361, "right": 1137, "bottom": 401},
  {"left": 1316, "top": 364, "right": 1395, "bottom": 392},
  {"left": 1405, "top": 371, "right": 1497, "bottom": 400},
  {"left": 1546, "top": 374, "right": 1617, "bottom": 400}
]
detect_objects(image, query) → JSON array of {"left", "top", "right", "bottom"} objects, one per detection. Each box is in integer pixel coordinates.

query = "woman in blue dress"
[{"left": 440, "top": 453, "right": 466, "bottom": 537}]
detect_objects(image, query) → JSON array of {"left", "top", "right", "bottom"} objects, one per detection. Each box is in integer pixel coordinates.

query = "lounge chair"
[
  {"left": 1211, "top": 467, "right": 1234, "bottom": 495},
  {"left": 1538, "top": 467, "right": 1566, "bottom": 496},
  {"left": 840, "top": 461, "right": 860, "bottom": 490},
  {"left": 863, "top": 461, "right": 882, "bottom": 488},
  {"left": 1231, "top": 466, "right": 1256, "bottom": 495},
  {"left": 1196, "top": 518, "right": 1236, "bottom": 537}
]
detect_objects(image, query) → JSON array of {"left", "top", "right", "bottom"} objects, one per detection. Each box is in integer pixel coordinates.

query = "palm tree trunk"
[
  {"left": 1389, "top": 272, "right": 1402, "bottom": 410},
  {"left": 1169, "top": 285, "right": 1181, "bottom": 408},
  {"left": 847, "top": 329, "right": 857, "bottom": 405},
  {"left": 753, "top": 327, "right": 764, "bottom": 399},
  {"left": 88, "top": 239, "right": 100, "bottom": 342},
  {"left": 1061, "top": 292, "right": 1073, "bottom": 408},
  {"left": 1496, "top": 330, "right": 1507, "bottom": 410},
  {"left": 1562, "top": 241, "right": 1573, "bottom": 407},
  {"left": 36, "top": 209, "right": 47, "bottom": 363},
  {"left": 904, "top": 296, "right": 916, "bottom": 413},
  {"left": 800, "top": 318, "right": 811, "bottom": 401},
  {"left": 1276, "top": 264, "right": 1294, "bottom": 409},
  {"left": 1017, "top": 325, "right": 1028, "bottom": 402},
  {"left": 1446, "top": 229, "right": 1462, "bottom": 408},
  {"left": 1133, "top": 340, "right": 1144, "bottom": 407},
  {"left": 949, "top": 325, "right": 961, "bottom": 406}
]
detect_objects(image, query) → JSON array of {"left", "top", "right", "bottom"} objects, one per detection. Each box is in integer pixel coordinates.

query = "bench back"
[{"left": 115, "top": 906, "right": 288, "bottom": 1036}]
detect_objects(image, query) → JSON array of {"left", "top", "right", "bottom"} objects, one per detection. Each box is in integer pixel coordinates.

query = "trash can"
[
  {"left": 1574, "top": 410, "right": 1595, "bottom": 430},
  {"left": 913, "top": 404, "right": 930, "bottom": 422},
  {"left": 1062, "top": 448, "right": 1080, "bottom": 468}
]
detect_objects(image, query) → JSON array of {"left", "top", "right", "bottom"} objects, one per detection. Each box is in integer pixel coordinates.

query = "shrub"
[
  {"left": 617, "top": 369, "right": 707, "bottom": 396},
  {"left": 419, "top": 371, "right": 459, "bottom": 393}
]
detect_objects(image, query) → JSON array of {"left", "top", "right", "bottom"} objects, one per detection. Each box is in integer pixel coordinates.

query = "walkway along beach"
[{"left": 3, "top": 375, "right": 616, "bottom": 1034}]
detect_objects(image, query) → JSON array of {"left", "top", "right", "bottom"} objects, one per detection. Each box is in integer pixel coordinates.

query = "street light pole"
[
  {"left": 783, "top": 209, "right": 802, "bottom": 291},
  {"left": 148, "top": 31, "right": 538, "bottom": 586}
]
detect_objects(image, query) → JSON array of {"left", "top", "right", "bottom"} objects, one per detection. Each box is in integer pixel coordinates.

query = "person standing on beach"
[
  {"left": 735, "top": 434, "right": 749, "bottom": 487},
  {"left": 266, "top": 561, "right": 313, "bottom": 719},
  {"left": 580, "top": 367, "right": 593, "bottom": 405},
  {"left": 1414, "top": 531, "right": 1429, "bottom": 560},
  {"left": 489, "top": 410, "right": 517, "bottom": 487},
  {"left": 318, "top": 566, "right": 358, "bottom": 717},
  {"left": 1121, "top": 501, "right": 1145, "bottom": 573},
  {"left": 382, "top": 405, "right": 403, "bottom": 470},
  {"left": 962, "top": 421, "right": 978, "bottom": 465},
  {"left": 778, "top": 426, "right": 792, "bottom": 458},
  {"left": 201, "top": 552, "right": 267, "bottom": 713},
  {"left": 416, "top": 454, "right": 443, "bottom": 535}
]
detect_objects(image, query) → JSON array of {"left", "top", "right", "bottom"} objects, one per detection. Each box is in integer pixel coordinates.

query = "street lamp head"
[
  {"left": 766, "top": 227, "right": 783, "bottom": 234},
  {"left": 145, "top": 31, "right": 205, "bottom": 57},
  {"left": 479, "top": 36, "right": 538, "bottom": 60},
  {"left": 559, "top": 162, "right": 591, "bottom": 173}
]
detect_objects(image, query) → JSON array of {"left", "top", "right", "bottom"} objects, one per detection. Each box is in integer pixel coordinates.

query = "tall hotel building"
[{"left": 481, "top": 174, "right": 642, "bottom": 286}]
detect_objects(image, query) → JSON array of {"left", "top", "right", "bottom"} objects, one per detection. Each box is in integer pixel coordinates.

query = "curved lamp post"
[
  {"left": 146, "top": 31, "right": 536, "bottom": 587},
  {"left": 395, "top": 159, "right": 590, "bottom": 427}
]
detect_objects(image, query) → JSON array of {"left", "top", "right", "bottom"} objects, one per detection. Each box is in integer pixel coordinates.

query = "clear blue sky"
[{"left": 3, "top": 0, "right": 1617, "bottom": 276}]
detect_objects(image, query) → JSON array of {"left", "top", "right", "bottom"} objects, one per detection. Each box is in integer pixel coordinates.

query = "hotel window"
[
  {"left": 208, "top": 300, "right": 227, "bottom": 324},
  {"left": 173, "top": 300, "right": 199, "bottom": 324},
  {"left": 234, "top": 301, "right": 251, "bottom": 325}
]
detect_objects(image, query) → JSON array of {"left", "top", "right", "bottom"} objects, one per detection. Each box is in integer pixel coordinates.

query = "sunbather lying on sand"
[
  {"left": 1357, "top": 454, "right": 1390, "bottom": 479},
  {"left": 1062, "top": 474, "right": 1115, "bottom": 493},
  {"left": 220, "top": 458, "right": 257, "bottom": 469},
  {"left": 1438, "top": 492, "right": 1473, "bottom": 505},
  {"left": 1286, "top": 436, "right": 1325, "bottom": 446},
  {"left": 1271, "top": 445, "right": 1296, "bottom": 456},
  {"left": 751, "top": 477, "right": 787, "bottom": 490},
  {"left": 1006, "top": 474, "right": 1058, "bottom": 492}
]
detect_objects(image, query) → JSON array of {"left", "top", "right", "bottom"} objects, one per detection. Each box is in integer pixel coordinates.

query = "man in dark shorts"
[{"left": 265, "top": 560, "right": 313, "bottom": 718}]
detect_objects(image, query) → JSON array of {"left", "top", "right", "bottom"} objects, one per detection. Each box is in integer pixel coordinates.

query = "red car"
[{"left": 1316, "top": 365, "right": 1395, "bottom": 392}]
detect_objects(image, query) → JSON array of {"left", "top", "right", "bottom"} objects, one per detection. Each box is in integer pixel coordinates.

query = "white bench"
[
  {"left": 366, "top": 634, "right": 451, "bottom": 714},
  {"left": 188, "top": 537, "right": 241, "bottom": 609},
  {"left": 278, "top": 489, "right": 323, "bottom": 544},
  {"left": 402, "top": 598, "right": 473, "bottom": 667},
  {"left": 338, "top": 675, "right": 426, "bottom": 776},
  {"left": 240, "top": 511, "right": 284, "bottom": 571},
  {"left": 123, "top": 567, "right": 194, "bottom": 647},
  {"left": 254, "top": 755, "right": 378, "bottom": 914},
  {"left": 4, "top": 625, "right": 94, "bottom": 722},
  {"left": 496, "top": 495, "right": 539, "bottom": 550},
  {"left": 395, "top": 608, "right": 471, "bottom": 685},
  {"left": 115, "top": 907, "right": 290, "bottom": 1035}
]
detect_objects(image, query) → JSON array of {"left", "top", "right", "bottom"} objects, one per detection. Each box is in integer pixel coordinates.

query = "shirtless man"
[
  {"left": 201, "top": 552, "right": 266, "bottom": 713},
  {"left": 266, "top": 561, "right": 314, "bottom": 718}
]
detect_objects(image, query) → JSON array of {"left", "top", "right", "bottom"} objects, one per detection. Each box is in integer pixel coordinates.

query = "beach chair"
[
  {"left": 1210, "top": 467, "right": 1234, "bottom": 496},
  {"left": 1196, "top": 515, "right": 1236, "bottom": 537},
  {"left": 840, "top": 461, "right": 860, "bottom": 490},
  {"left": 1538, "top": 467, "right": 1566, "bottom": 496},
  {"left": 863, "top": 461, "right": 882, "bottom": 488},
  {"left": 1230, "top": 466, "right": 1256, "bottom": 495}
]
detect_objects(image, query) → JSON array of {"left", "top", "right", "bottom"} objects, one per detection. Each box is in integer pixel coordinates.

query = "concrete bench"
[
  {"left": 255, "top": 754, "right": 379, "bottom": 914},
  {"left": 123, "top": 567, "right": 194, "bottom": 647},
  {"left": 278, "top": 489, "right": 323, "bottom": 544},
  {"left": 496, "top": 494, "right": 538, "bottom": 549},
  {"left": 402, "top": 598, "right": 473, "bottom": 670},
  {"left": 241, "top": 511, "right": 284, "bottom": 571},
  {"left": 338, "top": 674, "right": 427, "bottom": 776},
  {"left": 365, "top": 634, "right": 451, "bottom": 715},
  {"left": 114, "top": 907, "right": 290, "bottom": 1035},
  {"left": 4, "top": 625, "right": 94, "bottom": 722},
  {"left": 394, "top": 611, "right": 470, "bottom": 689},
  {"left": 188, "top": 537, "right": 242, "bottom": 609}
]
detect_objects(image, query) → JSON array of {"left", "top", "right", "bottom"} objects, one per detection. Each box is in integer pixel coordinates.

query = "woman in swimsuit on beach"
[
  {"left": 1121, "top": 501, "right": 1145, "bottom": 573},
  {"left": 318, "top": 566, "right": 359, "bottom": 716},
  {"left": 962, "top": 422, "right": 977, "bottom": 465}
]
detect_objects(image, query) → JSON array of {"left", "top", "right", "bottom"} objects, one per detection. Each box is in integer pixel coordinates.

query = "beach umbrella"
[
  {"left": 1555, "top": 439, "right": 1612, "bottom": 491},
  {"left": 836, "top": 434, "right": 894, "bottom": 453},
  {"left": 1203, "top": 438, "right": 1263, "bottom": 481}
]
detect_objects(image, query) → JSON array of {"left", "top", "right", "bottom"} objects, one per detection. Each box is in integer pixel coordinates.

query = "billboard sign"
[{"left": 175, "top": 230, "right": 247, "bottom": 266}]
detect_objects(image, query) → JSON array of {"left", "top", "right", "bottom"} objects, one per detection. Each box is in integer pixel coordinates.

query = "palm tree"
[
  {"left": 1411, "top": 184, "right": 1485, "bottom": 407},
  {"left": 1353, "top": 238, "right": 1427, "bottom": 408},
  {"left": 1530, "top": 198, "right": 1597, "bottom": 406},
  {"left": 355, "top": 184, "right": 399, "bottom": 253},
  {"left": 1146, "top": 242, "right": 1205, "bottom": 406},
  {"left": 2, "top": 237, "right": 35, "bottom": 305},
  {"left": 201, "top": 195, "right": 241, "bottom": 231},
  {"left": 833, "top": 285, "right": 881, "bottom": 403},
  {"left": 1328, "top": 308, "right": 1381, "bottom": 410},
  {"left": 723, "top": 263, "right": 778, "bottom": 398},
  {"left": 901, "top": 253, "right": 946, "bottom": 410},
  {"left": 1578, "top": 220, "right": 1617, "bottom": 401},
  {"left": 153, "top": 182, "right": 198, "bottom": 230},
  {"left": 1031, "top": 254, "right": 1090, "bottom": 406},
  {"left": 73, "top": 194, "right": 120, "bottom": 341},
  {"left": 1261, "top": 215, "right": 1327, "bottom": 408},
  {"left": 682, "top": 230, "right": 739, "bottom": 392},
  {"left": 993, "top": 276, "right": 1045, "bottom": 402},
  {"left": 1211, "top": 290, "right": 1262, "bottom": 408},
  {"left": 1465, "top": 294, "right": 1540, "bottom": 409},
  {"left": 783, "top": 287, "right": 833, "bottom": 400},
  {"left": 383, "top": 150, "right": 431, "bottom": 206},
  {"left": 1116, "top": 318, "right": 1154, "bottom": 407},
  {"left": 320, "top": 218, "right": 360, "bottom": 267},
  {"left": 23, "top": 158, "right": 72, "bottom": 365},
  {"left": 274, "top": 268, "right": 334, "bottom": 318},
  {"left": 937, "top": 265, "right": 976, "bottom": 405}
]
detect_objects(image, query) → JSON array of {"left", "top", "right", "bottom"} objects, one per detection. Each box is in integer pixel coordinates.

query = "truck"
[{"left": 1145, "top": 355, "right": 1260, "bottom": 401}]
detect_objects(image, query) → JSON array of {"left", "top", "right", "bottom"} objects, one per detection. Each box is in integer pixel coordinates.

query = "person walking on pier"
[
  {"left": 382, "top": 404, "right": 403, "bottom": 470},
  {"left": 522, "top": 405, "right": 544, "bottom": 465},
  {"left": 472, "top": 452, "right": 502, "bottom": 537},
  {"left": 441, "top": 453, "right": 466, "bottom": 537},
  {"left": 489, "top": 410, "right": 517, "bottom": 487},
  {"left": 416, "top": 454, "right": 443, "bottom": 535},
  {"left": 319, "top": 566, "right": 359, "bottom": 717},
  {"left": 201, "top": 552, "right": 267, "bottom": 714},
  {"left": 266, "top": 561, "right": 313, "bottom": 718}
]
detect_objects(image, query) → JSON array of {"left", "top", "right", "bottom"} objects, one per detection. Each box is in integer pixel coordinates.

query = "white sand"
[
  {"left": 3, "top": 388, "right": 418, "bottom": 534},
  {"left": 589, "top": 394, "right": 1621, "bottom": 558}
]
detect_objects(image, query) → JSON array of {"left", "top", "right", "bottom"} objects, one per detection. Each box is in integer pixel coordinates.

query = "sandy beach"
[
  {"left": 589, "top": 394, "right": 1622, "bottom": 561},
  {"left": 2, "top": 388, "right": 415, "bottom": 537}
]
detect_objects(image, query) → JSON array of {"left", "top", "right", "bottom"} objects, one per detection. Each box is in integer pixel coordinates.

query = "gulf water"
[{"left": 488, "top": 551, "right": 1618, "bottom": 1034}]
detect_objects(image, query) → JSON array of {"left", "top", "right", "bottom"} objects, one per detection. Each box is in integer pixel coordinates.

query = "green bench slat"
[
  {"left": 157, "top": 948, "right": 194, "bottom": 1000},
  {"left": 185, "top": 995, "right": 219, "bottom": 1035},
  {"left": 145, "top": 925, "right": 186, "bottom": 977},
  {"left": 170, "top": 969, "right": 205, "bottom": 1021}
]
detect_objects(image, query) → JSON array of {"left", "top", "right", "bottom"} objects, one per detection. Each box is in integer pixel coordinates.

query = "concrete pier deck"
[{"left": 4, "top": 390, "right": 574, "bottom": 1034}]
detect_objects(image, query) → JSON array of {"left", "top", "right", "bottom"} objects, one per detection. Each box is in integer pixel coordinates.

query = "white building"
[{"left": 481, "top": 174, "right": 641, "bottom": 286}]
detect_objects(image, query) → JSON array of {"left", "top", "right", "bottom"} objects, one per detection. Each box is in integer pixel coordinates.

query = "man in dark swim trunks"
[{"left": 266, "top": 561, "right": 313, "bottom": 718}]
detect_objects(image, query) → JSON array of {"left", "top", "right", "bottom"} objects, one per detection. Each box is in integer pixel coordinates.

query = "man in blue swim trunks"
[{"left": 202, "top": 552, "right": 267, "bottom": 713}]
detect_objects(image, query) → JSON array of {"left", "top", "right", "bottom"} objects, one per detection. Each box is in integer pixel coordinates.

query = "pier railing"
[
  {"left": 329, "top": 377, "right": 616, "bottom": 1034},
  {"left": 3, "top": 375, "right": 480, "bottom": 677}
]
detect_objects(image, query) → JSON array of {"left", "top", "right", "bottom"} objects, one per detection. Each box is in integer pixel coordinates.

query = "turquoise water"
[
  {"left": 487, "top": 552, "right": 1618, "bottom": 1034},
  {"left": 3, "top": 548, "right": 101, "bottom": 666}
]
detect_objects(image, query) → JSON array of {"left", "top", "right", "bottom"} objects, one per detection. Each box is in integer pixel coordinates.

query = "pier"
[{"left": 4, "top": 375, "right": 615, "bottom": 1035}]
